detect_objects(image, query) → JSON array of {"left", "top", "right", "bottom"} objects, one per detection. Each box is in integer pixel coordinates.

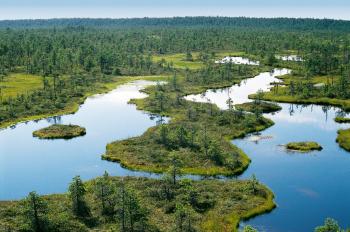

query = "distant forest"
[
  {"left": 1, "top": 17, "right": 349, "bottom": 123},
  {"left": 0, "top": 17, "right": 350, "bottom": 32}
]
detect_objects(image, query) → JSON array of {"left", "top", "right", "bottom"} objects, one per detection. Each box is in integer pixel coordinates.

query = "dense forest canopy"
[
  {"left": 1, "top": 16, "right": 350, "bottom": 126},
  {"left": 1, "top": 17, "right": 350, "bottom": 232},
  {"left": 0, "top": 17, "right": 350, "bottom": 32}
]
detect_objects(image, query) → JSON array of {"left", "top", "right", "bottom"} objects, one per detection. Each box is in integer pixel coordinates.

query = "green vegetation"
[
  {"left": 0, "top": 73, "right": 43, "bottom": 99},
  {"left": 336, "top": 129, "right": 350, "bottom": 152},
  {"left": 240, "top": 91, "right": 281, "bottom": 114},
  {"left": 0, "top": 75, "right": 168, "bottom": 129},
  {"left": 285, "top": 142, "right": 323, "bottom": 152},
  {"left": 2, "top": 17, "right": 350, "bottom": 128},
  {"left": 0, "top": 174, "right": 275, "bottom": 232},
  {"left": 152, "top": 53, "right": 206, "bottom": 70},
  {"left": 250, "top": 65, "right": 350, "bottom": 112},
  {"left": 334, "top": 117, "right": 350, "bottom": 123},
  {"left": 152, "top": 51, "right": 258, "bottom": 70},
  {"left": 33, "top": 124, "right": 86, "bottom": 139},
  {"left": 315, "top": 218, "right": 349, "bottom": 232},
  {"left": 235, "top": 101, "right": 282, "bottom": 114},
  {"left": 103, "top": 63, "right": 273, "bottom": 176},
  {"left": 3, "top": 17, "right": 350, "bottom": 230}
]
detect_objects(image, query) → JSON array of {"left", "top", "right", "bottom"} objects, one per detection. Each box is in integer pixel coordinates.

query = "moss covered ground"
[
  {"left": 285, "top": 142, "right": 323, "bottom": 152},
  {"left": 0, "top": 176, "right": 275, "bottom": 232},
  {"left": 235, "top": 101, "right": 282, "bottom": 114},
  {"left": 33, "top": 124, "right": 86, "bottom": 139},
  {"left": 336, "top": 129, "right": 350, "bottom": 152}
]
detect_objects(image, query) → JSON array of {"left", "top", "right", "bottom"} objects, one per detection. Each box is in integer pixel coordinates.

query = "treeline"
[
  {"left": 1, "top": 17, "right": 350, "bottom": 125},
  {"left": 1, "top": 17, "right": 350, "bottom": 32},
  {"left": 1, "top": 27, "right": 347, "bottom": 77}
]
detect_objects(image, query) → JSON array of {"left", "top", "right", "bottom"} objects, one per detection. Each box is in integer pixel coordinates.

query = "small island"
[
  {"left": 235, "top": 101, "right": 282, "bottom": 113},
  {"left": 334, "top": 117, "right": 350, "bottom": 123},
  {"left": 336, "top": 129, "right": 350, "bottom": 151},
  {"left": 285, "top": 142, "right": 323, "bottom": 152},
  {"left": 33, "top": 124, "right": 86, "bottom": 139}
]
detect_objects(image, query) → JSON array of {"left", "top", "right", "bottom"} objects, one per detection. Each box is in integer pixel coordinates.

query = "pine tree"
[
  {"left": 22, "top": 191, "right": 49, "bottom": 232},
  {"left": 69, "top": 176, "right": 90, "bottom": 217}
]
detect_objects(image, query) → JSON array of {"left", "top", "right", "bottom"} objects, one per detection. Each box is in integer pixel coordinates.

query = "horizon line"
[{"left": 0, "top": 16, "right": 349, "bottom": 22}]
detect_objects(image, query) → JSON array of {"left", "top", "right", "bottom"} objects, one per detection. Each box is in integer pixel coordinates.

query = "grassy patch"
[
  {"left": 152, "top": 51, "right": 258, "bottom": 71},
  {"left": 33, "top": 124, "right": 86, "bottom": 139},
  {"left": 336, "top": 129, "right": 350, "bottom": 152},
  {"left": 334, "top": 117, "right": 350, "bottom": 123},
  {"left": 0, "top": 176, "right": 275, "bottom": 232},
  {"left": 0, "top": 73, "right": 43, "bottom": 99},
  {"left": 152, "top": 53, "right": 205, "bottom": 70},
  {"left": 286, "top": 141, "right": 323, "bottom": 152},
  {"left": 235, "top": 101, "right": 282, "bottom": 113}
]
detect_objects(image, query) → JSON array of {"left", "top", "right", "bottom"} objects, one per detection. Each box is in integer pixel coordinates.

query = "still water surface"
[
  {"left": 186, "top": 69, "right": 350, "bottom": 232},
  {"left": 2, "top": 68, "right": 350, "bottom": 231},
  {"left": 0, "top": 80, "right": 164, "bottom": 200}
]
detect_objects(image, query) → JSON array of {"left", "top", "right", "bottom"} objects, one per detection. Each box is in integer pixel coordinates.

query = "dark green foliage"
[
  {"left": 2, "top": 17, "right": 350, "bottom": 125},
  {"left": 2, "top": 17, "right": 350, "bottom": 32},
  {"left": 0, "top": 176, "right": 274, "bottom": 232},
  {"left": 22, "top": 192, "right": 49, "bottom": 232},
  {"left": 69, "top": 176, "right": 90, "bottom": 218},
  {"left": 93, "top": 171, "right": 115, "bottom": 216},
  {"left": 315, "top": 218, "right": 346, "bottom": 232},
  {"left": 114, "top": 184, "right": 148, "bottom": 232}
]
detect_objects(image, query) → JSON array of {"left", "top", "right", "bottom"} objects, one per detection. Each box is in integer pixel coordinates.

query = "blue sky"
[{"left": 0, "top": 0, "right": 349, "bottom": 20}]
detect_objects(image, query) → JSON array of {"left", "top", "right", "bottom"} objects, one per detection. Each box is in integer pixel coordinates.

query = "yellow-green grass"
[
  {"left": 152, "top": 53, "right": 205, "bottom": 70},
  {"left": 202, "top": 187, "right": 275, "bottom": 232},
  {"left": 285, "top": 142, "right": 323, "bottom": 152},
  {"left": 336, "top": 129, "right": 350, "bottom": 152},
  {"left": 0, "top": 176, "right": 275, "bottom": 232},
  {"left": 235, "top": 101, "right": 282, "bottom": 113},
  {"left": 334, "top": 117, "right": 350, "bottom": 123},
  {"left": 33, "top": 124, "right": 86, "bottom": 139},
  {"left": 0, "top": 73, "right": 43, "bottom": 99},
  {"left": 0, "top": 75, "right": 169, "bottom": 130},
  {"left": 152, "top": 51, "right": 258, "bottom": 70}
]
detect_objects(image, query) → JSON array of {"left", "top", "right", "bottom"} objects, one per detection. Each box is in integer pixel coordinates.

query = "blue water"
[
  {"left": 2, "top": 69, "right": 350, "bottom": 231},
  {"left": 238, "top": 104, "right": 350, "bottom": 232},
  {"left": 0, "top": 80, "right": 164, "bottom": 200},
  {"left": 187, "top": 69, "right": 350, "bottom": 231}
]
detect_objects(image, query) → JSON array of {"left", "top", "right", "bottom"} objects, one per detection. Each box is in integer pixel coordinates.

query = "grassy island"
[
  {"left": 285, "top": 142, "right": 323, "bottom": 152},
  {"left": 0, "top": 175, "right": 275, "bottom": 232},
  {"left": 336, "top": 129, "right": 350, "bottom": 151},
  {"left": 334, "top": 117, "right": 350, "bottom": 123},
  {"left": 33, "top": 124, "right": 86, "bottom": 139},
  {"left": 235, "top": 101, "right": 282, "bottom": 113},
  {"left": 103, "top": 64, "right": 274, "bottom": 176}
]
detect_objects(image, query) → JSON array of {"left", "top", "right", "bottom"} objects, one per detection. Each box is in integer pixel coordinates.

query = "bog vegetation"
[
  {"left": 1, "top": 17, "right": 350, "bottom": 231},
  {"left": 0, "top": 173, "right": 275, "bottom": 232},
  {"left": 285, "top": 142, "right": 323, "bottom": 152},
  {"left": 33, "top": 124, "right": 86, "bottom": 139}
]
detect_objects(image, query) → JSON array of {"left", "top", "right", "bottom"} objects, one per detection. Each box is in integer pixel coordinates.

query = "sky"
[{"left": 0, "top": 0, "right": 349, "bottom": 20}]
